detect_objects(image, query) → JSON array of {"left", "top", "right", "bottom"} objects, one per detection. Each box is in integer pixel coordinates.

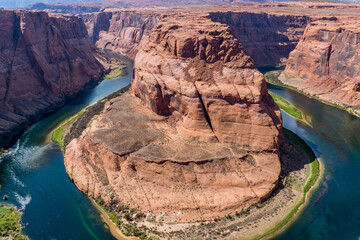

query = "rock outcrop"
[
  {"left": 284, "top": 20, "right": 360, "bottom": 108},
  {"left": 0, "top": 10, "right": 104, "bottom": 147},
  {"left": 81, "top": 11, "right": 160, "bottom": 59},
  {"left": 132, "top": 15, "right": 282, "bottom": 150},
  {"left": 64, "top": 14, "right": 282, "bottom": 223}
]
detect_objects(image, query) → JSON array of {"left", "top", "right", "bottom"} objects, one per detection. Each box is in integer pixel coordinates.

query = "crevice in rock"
[
  {"left": 326, "top": 43, "right": 333, "bottom": 76},
  {"left": 131, "top": 159, "right": 153, "bottom": 212},
  {"left": 233, "top": 158, "right": 260, "bottom": 201},
  {"left": 196, "top": 88, "right": 219, "bottom": 142}
]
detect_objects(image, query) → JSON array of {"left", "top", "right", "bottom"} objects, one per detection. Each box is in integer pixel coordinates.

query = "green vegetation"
[
  {"left": 104, "top": 67, "right": 125, "bottom": 80},
  {"left": 254, "top": 129, "right": 321, "bottom": 240},
  {"left": 51, "top": 108, "right": 87, "bottom": 149},
  {"left": 0, "top": 205, "right": 29, "bottom": 240},
  {"left": 92, "top": 198, "right": 158, "bottom": 240},
  {"left": 0, "top": 148, "right": 8, "bottom": 157},
  {"left": 285, "top": 176, "right": 302, "bottom": 191},
  {"left": 264, "top": 71, "right": 360, "bottom": 118},
  {"left": 269, "top": 92, "right": 303, "bottom": 120}
]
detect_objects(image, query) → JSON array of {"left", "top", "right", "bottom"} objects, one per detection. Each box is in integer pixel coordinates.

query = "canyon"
[
  {"left": 79, "top": 7, "right": 312, "bottom": 67},
  {"left": 81, "top": 11, "right": 160, "bottom": 58},
  {"left": 56, "top": 1, "right": 360, "bottom": 238},
  {"left": 0, "top": 10, "right": 105, "bottom": 148},
  {"left": 24, "top": 0, "right": 267, "bottom": 14},
  {"left": 2, "top": 1, "right": 360, "bottom": 239}
]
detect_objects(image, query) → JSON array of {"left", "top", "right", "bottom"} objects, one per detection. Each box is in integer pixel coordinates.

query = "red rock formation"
[
  {"left": 284, "top": 20, "right": 360, "bottom": 107},
  {"left": 132, "top": 15, "right": 282, "bottom": 150},
  {"left": 81, "top": 10, "right": 311, "bottom": 67},
  {"left": 81, "top": 11, "right": 160, "bottom": 58},
  {"left": 64, "top": 14, "right": 282, "bottom": 223},
  {"left": 0, "top": 10, "right": 104, "bottom": 147}
]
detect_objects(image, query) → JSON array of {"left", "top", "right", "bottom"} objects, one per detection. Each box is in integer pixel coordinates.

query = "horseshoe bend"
[
  {"left": 62, "top": 13, "right": 288, "bottom": 238},
  {"left": 7, "top": 1, "right": 357, "bottom": 239}
]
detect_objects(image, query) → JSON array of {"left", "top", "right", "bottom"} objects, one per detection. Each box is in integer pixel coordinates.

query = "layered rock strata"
[
  {"left": 0, "top": 10, "right": 104, "bottom": 147},
  {"left": 132, "top": 15, "right": 282, "bottom": 150},
  {"left": 209, "top": 12, "right": 311, "bottom": 67},
  {"left": 284, "top": 20, "right": 360, "bottom": 109},
  {"left": 64, "top": 15, "right": 282, "bottom": 222},
  {"left": 81, "top": 11, "right": 160, "bottom": 59}
]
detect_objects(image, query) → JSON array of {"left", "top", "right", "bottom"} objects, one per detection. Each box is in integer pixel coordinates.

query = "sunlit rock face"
[
  {"left": 0, "top": 10, "right": 104, "bottom": 147},
  {"left": 132, "top": 15, "right": 282, "bottom": 151},
  {"left": 285, "top": 20, "right": 360, "bottom": 106}
]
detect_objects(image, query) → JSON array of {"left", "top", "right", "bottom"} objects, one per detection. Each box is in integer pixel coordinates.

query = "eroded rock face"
[
  {"left": 65, "top": 93, "right": 281, "bottom": 222},
  {"left": 285, "top": 20, "right": 360, "bottom": 106},
  {"left": 0, "top": 10, "right": 104, "bottom": 147},
  {"left": 132, "top": 15, "right": 282, "bottom": 151},
  {"left": 209, "top": 12, "right": 312, "bottom": 67},
  {"left": 81, "top": 11, "right": 160, "bottom": 59},
  {"left": 64, "top": 15, "right": 282, "bottom": 223}
]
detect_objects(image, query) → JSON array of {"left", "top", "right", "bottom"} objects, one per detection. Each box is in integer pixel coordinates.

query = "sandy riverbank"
[{"left": 90, "top": 199, "right": 139, "bottom": 240}]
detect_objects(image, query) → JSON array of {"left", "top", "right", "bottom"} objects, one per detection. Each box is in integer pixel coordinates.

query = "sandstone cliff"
[
  {"left": 132, "top": 15, "right": 282, "bottom": 150},
  {"left": 284, "top": 20, "right": 360, "bottom": 109},
  {"left": 0, "top": 10, "right": 104, "bottom": 147},
  {"left": 81, "top": 10, "right": 311, "bottom": 67},
  {"left": 209, "top": 12, "right": 311, "bottom": 67},
  {"left": 64, "top": 14, "right": 282, "bottom": 224},
  {"left": 81, "top": 11, "right": 160, "bottom": 59}
]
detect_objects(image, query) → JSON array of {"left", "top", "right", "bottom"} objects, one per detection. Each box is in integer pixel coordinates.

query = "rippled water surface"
[
  {"left": 0, "top": 73, "right": 132, "bottom": 240},
  {"left": 268, "top": 83, "right": 360, "bottom": 240}
]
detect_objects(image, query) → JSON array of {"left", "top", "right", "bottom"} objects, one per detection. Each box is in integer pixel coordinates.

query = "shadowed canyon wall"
[
  {"left": 209, "top": 12, "right": 311, "bottom": 67},
  {"left": 81, "top": 11, "right": 160, "bottom": 59},
  {"left": 0, "top": 10, "right": 104, "bottom": 147}
]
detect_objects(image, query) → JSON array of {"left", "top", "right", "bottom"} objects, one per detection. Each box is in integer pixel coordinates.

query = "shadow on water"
[
  {"left": 270, "top": 127, "right": 317, "bottom": 202},
  {"left": 258, "top": 66, "right": 285, "bottom": 74},
  {"left": 0, "top": 71, "right": 132, "bottom": 239}
]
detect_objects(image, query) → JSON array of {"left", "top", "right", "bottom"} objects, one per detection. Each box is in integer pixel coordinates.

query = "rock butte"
[
  {"left": 64, "top": 14, "right": 282, "bottom": 222},
  {"left": 62, "top": 0, "right": 360, "bottom": 226}
]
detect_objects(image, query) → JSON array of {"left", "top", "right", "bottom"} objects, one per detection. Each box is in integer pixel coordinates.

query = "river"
[
  {"left": 268, "top": 83, "right": 360, "bottom": 240},
  {"left": 0, "top": 72, "right": 132, "bottom": 239},
  {"left": 1, "top": 67, "right": 359, "bottom": 239}
]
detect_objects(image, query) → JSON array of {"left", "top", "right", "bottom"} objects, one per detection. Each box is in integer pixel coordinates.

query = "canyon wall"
[
  {"left": 209, "top": 12, "right": 311, "bottom": 67},
  {"left": 284, "top": 20, "right": 360, "bottom": 108},
  {"left": 81, "top": 10, "right": 312, "bottom": 67},
  {"left": 64, "top": 14, "right": 282, "bottom": 223},
  {"left": 81, "top": 11, "right": 160, "bottom": 59},
  {"left": 0, "top": 10, "right": 104, "bottom": 147}
]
